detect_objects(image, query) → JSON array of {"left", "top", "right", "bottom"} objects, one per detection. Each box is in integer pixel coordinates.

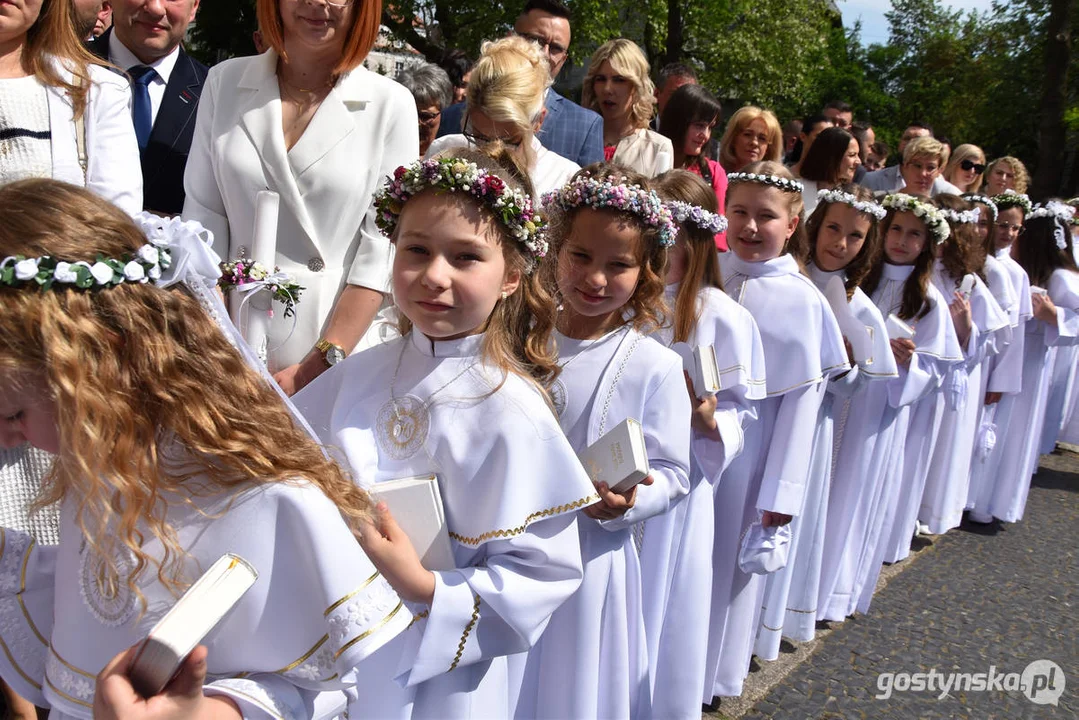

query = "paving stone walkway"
[{"left": 710, "top": 452, "right": 1078, "bottom": 719}]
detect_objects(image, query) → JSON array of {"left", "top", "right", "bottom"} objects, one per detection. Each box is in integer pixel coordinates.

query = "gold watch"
[{"left": 315, "top": 339, "right": 346, "bottom": 367}]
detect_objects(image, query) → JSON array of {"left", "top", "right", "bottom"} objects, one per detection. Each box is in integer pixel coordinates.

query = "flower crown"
[
  {"left": 816, "top": 188, "right": 886, "bottom": 220},
  {"left": 991, "top": 189, "right": 1032, "bottom": 214},
  {"left": 726, "top": 171, "right": 804, "bottom": 194},
  {"left": 962, "top": 194, "right": 998, "bottom": 221},
  {"left": 374, "top": 157, "right": 548, "bottom": 264},
  {"left": 881, "top": 193, "right": 951, "bottom": 245},
  {"left": 1028, "top": 201, "right": 1077, "bottom": 250},
  {"left": 1069, "top": 198, "right": 1079, "bottom": 226},
  {"left": 542, "top": 175, "right": 678, "bottom": 247},
  {"left": 938, "top": 207, "right": 980, "bottom": 226},
  {"left": 1, "top": 213, "right": 179, "bottom": 290},
  {"left": 667, "top": 201, "right": 728, "bottom": 234}
]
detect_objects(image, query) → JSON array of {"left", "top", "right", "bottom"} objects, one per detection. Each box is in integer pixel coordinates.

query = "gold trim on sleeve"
[
  {"left": 45, "top": 674, "right": 92, "bottom": 708},
  {"left": 17, "top": 538, "right": 47, "bottom": 647},
  {"left": 448, "top": 595, "right": 481, "bottom": 672},
  {"left": 48, "top": 645, "right": 93, "bottom": 677},
  {"left": 324, "top": 570, "right": 381, "bottom": 616},
  {"left": 333, "top": 601, "right": 405, "bottom": 660},
  {"left": 273, "top": 634, "right": 328, "bottom": 674},
  {"left": 447, "top": 493, "right": 600, "bottom": 546},
  {"left": 0, "top": 634, "right": 42, "bottom": 691}
]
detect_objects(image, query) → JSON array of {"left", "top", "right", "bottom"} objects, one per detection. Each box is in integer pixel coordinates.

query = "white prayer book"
[
  {"left": 688, "top": 344, "right": 721, "bottom": 397},
  {"left": 885, "top": 313, "right": 915, "bottom": 340},
  {"left": 823, "top": 276, "right": 874, "bottom": 365},
  {"left": 1031, "top": 285, "right": 1049, "bottom": 296},
  {"left": 129, "top": 554, "right": 258, "bottom": 698},
  {"left": 371, "top": 474, "right": 456, "bottom": 571},
  {"left": 578, "top": 418, "right": 650, "bottom": 493},
  {"left": 959, "top": 275, "right": 975, "bottom": 298}
]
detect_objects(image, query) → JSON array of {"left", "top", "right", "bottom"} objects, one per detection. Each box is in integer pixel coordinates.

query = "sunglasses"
[{"left": 960, "top": 159, "right": 986, "bottom": 174}]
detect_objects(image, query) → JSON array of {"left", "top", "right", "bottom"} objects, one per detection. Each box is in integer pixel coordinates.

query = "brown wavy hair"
[
  {"left": 860, "top": 195, "right": 937, "bottom": 321},
  {"left": 542, "top": 162, "right": 669, "bottom": 335},
  {"left": 258, "top": 0, "right": 381, "bottom": 75},
  {"left": 24, "top": 0, "right": 106, "bottom": 119},
  {"left": 727, "top": 160, "right": 808, "bottom": 264},
  {"left": 394, "top": 146, "right": 560, "bottom": 393},
  {"left": 801, "top": 183, "right": 882, "bottom": 300},
  {"left": 654, "top": 170, "right": 723, "bottom": 343},
  {"left": 0, "top": 179, "right": 373, "bottom": 604},
  {"left": 934, "top": 194, "right": 981, "bottom": 284}
]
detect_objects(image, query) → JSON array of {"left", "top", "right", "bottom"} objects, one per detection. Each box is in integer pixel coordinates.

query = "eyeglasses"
[
  {"left": 960, "top": 159, "right": 986, "bottom": 174},
  {"left": 996, "top": 222, "right": 1025, "bottom": 234},
  {"left": 418, "top": 110, "right": 441, "bottom": 125},
  {"left": 516, "top": 32, "right": 568, "bottom": 59},
  {"left": 463, "top": 116, "right": 523, "bottom": 148}
]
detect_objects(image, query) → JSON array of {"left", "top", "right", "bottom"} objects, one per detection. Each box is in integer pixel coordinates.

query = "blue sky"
[{"left": 839, "top": 0, "right": 998, "bottom": 45}]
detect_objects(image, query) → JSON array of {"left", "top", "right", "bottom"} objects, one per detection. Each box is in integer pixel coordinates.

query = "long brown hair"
[
  {"left": 801, "top": 184, "right": 882, "bottom": 299},
  {"left": 1015, "top": 210, "right": 1079, "bottom": 287},
  {"left": 860, "top": 198, "right": 937, "bottom": 321},
  {"left": 965, "top": 196, "right": 998, "bottom": 263},
  {"left": 934, "top": 194, "right": 981, "bottom": 284},
  {"left": 655, "top": 170, "right": 723, "bottom": 343},
  {"left": 24, "top": 0, "right": 105, "bottom": 119},
  {"left": 0, "top": 179, "right": 374, "bottom": 605},
  {"left": 394, "top": 146, "right": 560, "bottom": 391},
  {"left": 543, "top": 162, "right": 669, "bottom": 335}
]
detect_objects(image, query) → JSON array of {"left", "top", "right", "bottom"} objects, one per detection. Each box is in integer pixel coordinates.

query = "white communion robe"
[
  {"left": 758, "top": 264, "right": 897, "bottom": 653},
  {"left": 971, "top": 268, "right": 1079, "bottom": 522},
  {"left": 704, "top": 252, "right": 847, "bottom": 699},
  {"left": 920, "top": 262, "right": 1009, "bottom": 534},
  {"left": 513, "top": 327, "right": 692, "bottom": 720},
  {"left": 967, "top": 249, "right": 1032, "bottom": 513},
  {"left": 293, "top": 331, "right": 598, "bottom": 719},
  {"left": 845, "top": 263, "right": 960, "bottom": 616},
  {"left": 645, "top": 286, "right": 765, "bottom": 718},
  {"left": 0, "top": 470, "right": 411, "bottom": 720}
]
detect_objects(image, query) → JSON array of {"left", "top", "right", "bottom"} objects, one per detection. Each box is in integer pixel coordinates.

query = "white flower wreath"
[{"left": 881, "top": 193, "right": 951, "bottom": 245}]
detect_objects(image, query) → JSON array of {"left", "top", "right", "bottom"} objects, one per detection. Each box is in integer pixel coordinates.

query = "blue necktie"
[{"left": 129, "top": 65, "right": 157, "bottom": 150}]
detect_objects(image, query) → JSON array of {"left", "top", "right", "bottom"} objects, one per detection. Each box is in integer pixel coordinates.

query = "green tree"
[{"left": 188, "top": 0, "right": 258, "bottom": 65}]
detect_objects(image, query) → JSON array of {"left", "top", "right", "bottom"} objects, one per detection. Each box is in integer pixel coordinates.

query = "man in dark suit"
[
  {"left": 88, "top": 0, "right": 206, "bottom": 215},
  {"left": 438, "top": 0, "right": 603, "bottom": 167}
]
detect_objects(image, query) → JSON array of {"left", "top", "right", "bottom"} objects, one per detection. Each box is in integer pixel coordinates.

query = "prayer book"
[
  {"left": 372, "top": 474, "right": 456, "bottom": 571},
  {"left": 959, "top": 275, "right": 975, "bottom": 298},
  {"left": 688, "top": 344, "right": 721, "bottom": 397},
  {"left": 885, "top": 313, "right": 915, "bottom": 340},
  {"left": 578, "top": 417, "right": 650, "bottom": 493},
  {"left": 1031, "top": 285, "right": 1049, "bottom": 296},
  {"left": 823, "top": 276, "right": 874, "bottom": 365},
  {"left": 129, "top": 554, "right": 258, "bottom": 698}
]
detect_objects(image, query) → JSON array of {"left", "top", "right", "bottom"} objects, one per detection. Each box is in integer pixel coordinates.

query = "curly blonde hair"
[
  {"left": 581, "top": 39, "right": 656, "bottom": 131},
  {"left": 986, "top": 156, "right": 1029, "bottom": 194},
  {"left": 542, "top": 163, "right": 669, "bottom": 335},
  {"left": 0, "top": 179, "right": 373, "bottom": 605}
]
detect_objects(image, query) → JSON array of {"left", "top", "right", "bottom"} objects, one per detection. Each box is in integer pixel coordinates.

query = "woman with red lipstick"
[
  {"left": 718, "top": 106, "right": 782, "bottom": 173},
  {"left": 581, "top": 39, "right": 673, "bottom": 177}
]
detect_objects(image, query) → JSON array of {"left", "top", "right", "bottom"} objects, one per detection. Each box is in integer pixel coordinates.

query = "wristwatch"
[{"left": 315, "top": 339, "right": 346, "bottom": 367}]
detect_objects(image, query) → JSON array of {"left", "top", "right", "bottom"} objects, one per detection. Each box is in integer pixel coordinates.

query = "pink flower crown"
[{"left": 542, "top": 175, "right": 678, "bottom": 247}]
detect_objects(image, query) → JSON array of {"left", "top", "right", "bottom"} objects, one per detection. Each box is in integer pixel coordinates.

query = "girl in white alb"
[
  {"left": 513, "top": 166, "right": 692, "bottom": 720},
  {"left": 704, "top": 163, "right": 848, "bottom": 701},
  {"left": 645, "top": 170, "right": 766, "bottom": 718},
  {"left": 293, "top": 151, "right": 598, "bottom": 719}
]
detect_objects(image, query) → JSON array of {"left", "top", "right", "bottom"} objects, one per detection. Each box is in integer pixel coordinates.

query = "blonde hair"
[
  {"left": 986, "top": 156, "right": 1029, "bottom": 194},
  {"left": 258, "top": 0, "right": 380, "bottom": 75},
  {"left": 944, "top": 144, "right": 986, "bottom": 192},
  {"left": 581, "top": 39, "right": 656, "bottom": 130},
  {"left": 726, "top": 160, "right": 807, "bottom": 261},
  {"left": 719, "top": 106, "right": 783, "bottom": 171},
  {"left": 24, "top": 0, "right": 106, "bottom": 119},
  {"left": 903, "top": 135, "right": 949, "bottom": 167},
  {"left": 466, "top": 36, "right": 551, "bottom": 169},
  {"left": 0, "top": 179, "right": 374, "bottom": 607}
]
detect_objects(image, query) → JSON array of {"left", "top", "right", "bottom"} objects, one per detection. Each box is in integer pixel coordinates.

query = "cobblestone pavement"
[{"left": 710, "top": 452, "right": 1078, "bottom": 720}]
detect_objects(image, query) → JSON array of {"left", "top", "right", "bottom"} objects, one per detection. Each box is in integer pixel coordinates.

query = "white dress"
[
  {"left": 759, "top": 264, "right": 897, "bottom": 650},
  {"left": 293, "top": 331, "right": 598, "bottom": 719},
  {"left": 704, "top": 252, "right": 847, "bottom": 699},
  {"left": 645, "top": 286, "right": 765, "bottom": 718},
  {"left": 425, "top": 134, "right": 580, "bottom": 198},
  {"left": 514, "top": 327, "right": 691, "bottom": 720},
  {"left": 0, "top": 469, "right": 409, "bottom": 720},
  {"left": 919, "top": 262, "right": 1009, "bottom": 534}
]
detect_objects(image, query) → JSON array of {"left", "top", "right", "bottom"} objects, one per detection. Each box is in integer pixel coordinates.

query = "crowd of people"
[{"left": 1, "top": 0, "right": 1078, "bottom": 719}]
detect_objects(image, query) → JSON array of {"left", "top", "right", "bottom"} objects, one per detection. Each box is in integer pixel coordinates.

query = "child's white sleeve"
[{"left": 0, "top": 529, "right": 56, "bottom": 707}]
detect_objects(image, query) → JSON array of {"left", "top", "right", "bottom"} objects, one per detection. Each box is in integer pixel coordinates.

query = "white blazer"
[
  {"left": 611, "top": 128, "right": 673, "bottom": 178},
  {"left": 182, "top": 50, "right": 420, "bottom": 368},
  {"left": 45, "top": 59, "right": 142, "bottom": 215}
]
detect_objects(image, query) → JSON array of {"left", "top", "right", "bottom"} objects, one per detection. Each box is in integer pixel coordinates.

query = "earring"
[{"left": 501, "top": 290, "right": 508, "bottom": 300}]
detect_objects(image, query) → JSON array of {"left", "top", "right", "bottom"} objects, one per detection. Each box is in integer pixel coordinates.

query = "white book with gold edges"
[
  {"left": 886, "top": 313, "right": 915, "bottom": 340},
  {"left": 578, "top": 417, "right": 650, "bottom": 493},
  {"left": 371, "top": 474, "right": 456, "bottom": 571},
  {"left": 129, "top": 554, "right": 258, "bottom": 698},
  {"left": 688, "top": 344, "right": 721, "bottom": 397}
]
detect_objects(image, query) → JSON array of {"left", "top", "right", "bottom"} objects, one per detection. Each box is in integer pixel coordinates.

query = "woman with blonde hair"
[
  {"left": 581, "top": 38, "right": 673, "bottom": 177},
  {"left": 984, "top": 155, "right": 1029, "bottom": 196},
  {"left": 426, "top": 35, "right": 579, "bottom": 195},
  {"left": 719, "top": 105, "right": 782, "bottom": 172},
  {"left": 943, "top": 143, "right": 987, "bottom": 193}
]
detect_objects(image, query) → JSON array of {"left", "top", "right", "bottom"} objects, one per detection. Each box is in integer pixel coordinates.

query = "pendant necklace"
[{"left": 377, "top": 337, "right": 476, "bottom": 460}]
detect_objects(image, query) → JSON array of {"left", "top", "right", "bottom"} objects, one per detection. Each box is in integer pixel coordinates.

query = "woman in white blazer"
[
  {"left": 0, "top": 0, "right": 141, "bottom": 213},
  {"left": 182, "top": 0, "right": 419, "bottom": 393}
]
